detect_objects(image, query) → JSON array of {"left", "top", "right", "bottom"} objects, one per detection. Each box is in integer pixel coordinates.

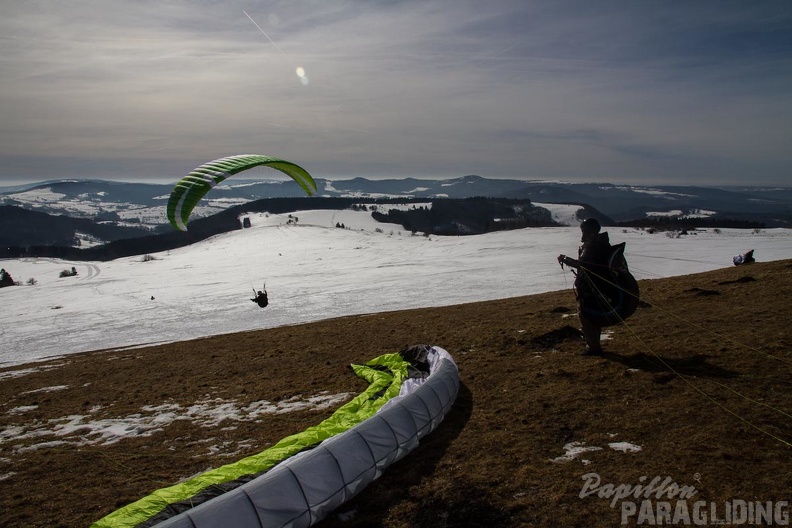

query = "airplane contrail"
[{"left": 243, "top": 10, "right": 284, "bottom": 54}]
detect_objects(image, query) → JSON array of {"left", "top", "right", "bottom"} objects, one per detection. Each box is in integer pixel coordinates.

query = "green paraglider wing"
[
  {"left": 167, "top": 154, "right": 317, "bottom": 231},
  {"left": 91, "top": 353, "right": 411, "bottom": 528}
]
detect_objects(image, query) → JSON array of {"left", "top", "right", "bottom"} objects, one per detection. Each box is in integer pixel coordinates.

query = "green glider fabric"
[
  {"left": 167, "top": 154, "right": 317, "bottom": 231},
  {"left": 91, "top": 353, "right": 410, "bottom": 528}
]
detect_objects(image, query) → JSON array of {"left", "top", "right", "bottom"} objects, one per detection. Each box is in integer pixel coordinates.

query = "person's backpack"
[
  {"left": 579, "top": 242, "right": 640, "bottom": 327},
  {"left": 733, "top": 249, "right": 755, "bottom": 266}
]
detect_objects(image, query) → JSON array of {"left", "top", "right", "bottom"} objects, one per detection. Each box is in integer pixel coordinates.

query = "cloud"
[{"left": 0, "top": 0, "right": 790, "bottom": 185}]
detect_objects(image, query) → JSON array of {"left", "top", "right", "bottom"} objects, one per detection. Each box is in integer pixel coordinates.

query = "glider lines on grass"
[{"left": 167, "top": 155, "right": 318, "bottom": 232}]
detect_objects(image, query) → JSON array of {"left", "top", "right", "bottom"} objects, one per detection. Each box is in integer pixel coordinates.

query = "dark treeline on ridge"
[
  {"left": 616, "top": 216, "right": 766, "bottom": 231},
  {"left": 2, "top": 197, "right": 560, "bottom": 261},
  {"left": 371, "top": 198, "right": 557, "bottom": 235},
  {"left": 0, "top": 205, "right": 150, "bottom": 248},
  {"left": 1, "top": 195, "right": 770, "bottom": 262}
]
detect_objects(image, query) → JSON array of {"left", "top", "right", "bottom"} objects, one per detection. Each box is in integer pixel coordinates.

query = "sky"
[
  {"left": 1, "top": 0, "right": 791, "bottom": 187},
  {"left": 3, "top": 205, "right": 791, "bottom": 367}
]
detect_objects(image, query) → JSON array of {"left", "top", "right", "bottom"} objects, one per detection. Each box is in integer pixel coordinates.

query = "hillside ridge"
[{"left": 1, "top": 260, "right": 790, "bottom": 527}]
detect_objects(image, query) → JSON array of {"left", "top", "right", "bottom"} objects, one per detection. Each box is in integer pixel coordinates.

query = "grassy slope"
[{"left": 1, "top": 260, "right": 790, "bottom": 527}]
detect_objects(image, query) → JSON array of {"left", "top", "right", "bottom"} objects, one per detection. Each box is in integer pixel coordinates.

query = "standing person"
[{"left": 557, "top": 218, "right": 612, "bottom": 354}]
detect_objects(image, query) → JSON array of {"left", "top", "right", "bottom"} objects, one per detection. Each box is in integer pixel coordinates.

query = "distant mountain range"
[
  {"left": 1, "top": 176, "right": 789, "bottom": 258},
  {"left": 3, "top": 175, "right": 790, "bottom": 224}
]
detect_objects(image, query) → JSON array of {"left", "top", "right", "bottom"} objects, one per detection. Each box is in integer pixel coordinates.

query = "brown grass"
[{"left": 1, "top": 260, "right": 790, "bottom": 527}]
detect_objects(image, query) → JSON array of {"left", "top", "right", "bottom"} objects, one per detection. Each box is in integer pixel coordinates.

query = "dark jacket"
[
  {"left": 575, "top": 232, "right": 611, "bottom": 291},
  {"left": 251, "top": 291, "right": 269, "bottom": 308}
]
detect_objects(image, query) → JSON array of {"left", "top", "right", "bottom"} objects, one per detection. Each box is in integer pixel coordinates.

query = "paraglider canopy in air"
[{"left": 167, "top": 154, "right": 317, "bottom": 231}]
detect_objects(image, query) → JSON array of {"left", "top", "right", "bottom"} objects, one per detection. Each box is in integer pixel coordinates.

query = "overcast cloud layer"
[{"left": 1, "top": 0, "right": 790, "bottom": 186}]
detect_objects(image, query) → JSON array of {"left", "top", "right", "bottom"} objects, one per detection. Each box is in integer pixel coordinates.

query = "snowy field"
[{"left": 1, "top": 209, "right": 790, "bottom": 367}]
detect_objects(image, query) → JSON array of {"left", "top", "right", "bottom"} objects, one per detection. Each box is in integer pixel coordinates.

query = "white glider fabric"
[{"left": 155, "top": 347, "right": 459, "bottom": 528}]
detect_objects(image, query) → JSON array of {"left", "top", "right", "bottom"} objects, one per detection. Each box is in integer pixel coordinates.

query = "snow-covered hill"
[{"left": 2, "top": 209, "right": 790, "bottom": 367}]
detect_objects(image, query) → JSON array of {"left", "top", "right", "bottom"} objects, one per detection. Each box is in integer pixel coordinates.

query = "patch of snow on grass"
[
  {"left": 0, "top": 392, "right": 355, "bottom": 451},
  {"left": 21, "top": 385, "right": 69, "bottom": 395},
  {"left": 7, "top": 406, "right": 38, "bottom": 415},
  {"left": 551, "top": 441, "right": 603, "bottom": 463},
  {"left": 609, "top": 442, "right": 642, "bottom": 453},
  {"left": 551, "top": 440, "right": 642, "bottom": 462},
  {"left": 0, "top": 363, "right": 67, "bottom": 380}
]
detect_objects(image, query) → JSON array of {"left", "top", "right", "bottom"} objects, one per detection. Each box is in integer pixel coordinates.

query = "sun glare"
[{"left": 296, "top": 67, "right": 309, "bottom": 86}]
